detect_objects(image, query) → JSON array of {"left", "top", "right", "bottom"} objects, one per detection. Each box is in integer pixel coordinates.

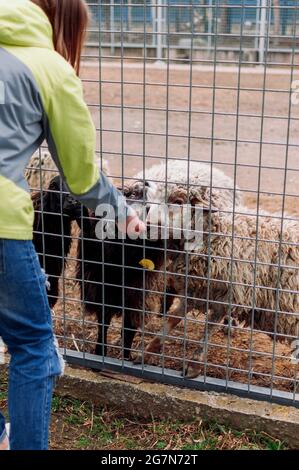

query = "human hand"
[{"left": 117, "top": 211, "right": 146, "bottom": 236}]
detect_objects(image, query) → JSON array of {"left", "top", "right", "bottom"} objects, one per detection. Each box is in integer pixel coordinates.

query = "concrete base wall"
[
  {"left": 57, "top": 366, "right": 299, "bottom": 449},
  {"left": 84, "top": 45, "right": 299, "bottom": 66}
]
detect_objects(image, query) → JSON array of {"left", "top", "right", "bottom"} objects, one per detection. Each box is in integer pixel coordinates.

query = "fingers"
[
  {"left": 117, "top": 215, "right": 146, "bottom": 236},
  {"left": 135, "top": 220, "right": 146, "bottom": 234},
  {"left": 126, "top": 216, "right": 146, "bottom": 236}
]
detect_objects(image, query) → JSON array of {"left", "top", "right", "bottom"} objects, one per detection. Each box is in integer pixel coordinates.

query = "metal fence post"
[
  {"left": 110, "top": 0, "right": 115, "bottom": 56},
  {"left": 151, "top": 0, "right": 156, "bottom": 47},
  {"left": 207, "top": 0, "right": 213, "bottom": 54},
  {"left": 156, "top": 0, "right": 164, "bottom": 62},
  {"left": 259, "top": 0, "right": 268, "bottom": 64},
  {"left": 255, "top": 0, "right": 260, "bottom": 52}
]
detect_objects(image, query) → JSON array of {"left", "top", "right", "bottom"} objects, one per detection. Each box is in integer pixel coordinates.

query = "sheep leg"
[
  {"left": 133, "top": 297, "right": 185, "bottom": 364},
  {"left": 144, "top": 292, "right": 178, "bottom": 357},
  {"left": 184, "top": 305, "right": 224, "bottom": 379},
  {"left": 95, "top": 326, "right": 108, "bottom": 356},
  {"left": 94, "top": 311, "right": 112, "bottom": 357},
  {"left": 122, "top": 312, "right": 139, "bottom": 360}
]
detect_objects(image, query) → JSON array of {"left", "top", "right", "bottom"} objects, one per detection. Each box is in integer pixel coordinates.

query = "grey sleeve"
[
  {"left": 70, "top": 171, "right": 135, "bottom": 223},
  {"left": 46, "top": 130, "right": 134, "bottom": 223}
]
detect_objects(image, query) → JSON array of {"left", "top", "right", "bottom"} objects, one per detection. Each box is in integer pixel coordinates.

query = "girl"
[{"left": 0, "top": 0, "right": 145, "bottom": 450}]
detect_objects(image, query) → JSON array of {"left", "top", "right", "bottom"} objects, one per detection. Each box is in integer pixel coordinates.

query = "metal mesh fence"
[{"left": 28, "top": 0, "right": 299, "bottom": 406}]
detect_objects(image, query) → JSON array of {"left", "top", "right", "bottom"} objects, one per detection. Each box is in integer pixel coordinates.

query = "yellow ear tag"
[{"left": 139, "top": 258, "right": 155, "bottom": 271}]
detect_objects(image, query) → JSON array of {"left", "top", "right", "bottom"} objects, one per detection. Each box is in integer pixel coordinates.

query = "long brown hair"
[{"left": 31, "top": 0, "right": 89, "bottom": 74}]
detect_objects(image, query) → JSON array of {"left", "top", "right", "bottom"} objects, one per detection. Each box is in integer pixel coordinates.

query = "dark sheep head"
[
  {"left": 118, "top": 180, "right": 158, "bottom": 224},
  {"left": 44, "top": 176, "right": 85, "bottom": 224}
]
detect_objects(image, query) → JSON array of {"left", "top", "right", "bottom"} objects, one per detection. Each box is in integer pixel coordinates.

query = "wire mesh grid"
[{"left": 27, "top": 0, "right": 299, "bottom": 406}]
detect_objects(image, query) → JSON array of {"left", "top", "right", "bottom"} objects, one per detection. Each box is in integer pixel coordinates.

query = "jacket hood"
[{"left": 0, "top": 0, "right": 53, "bottom": 49}]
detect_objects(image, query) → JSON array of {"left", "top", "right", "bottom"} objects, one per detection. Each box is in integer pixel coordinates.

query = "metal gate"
[{"left": 30, "top": 1, "right": 299, "bottom": 407}]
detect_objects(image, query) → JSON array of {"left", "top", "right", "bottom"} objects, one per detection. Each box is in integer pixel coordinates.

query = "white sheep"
[
  {"left": 133, "top": 160, "right": 243, "bottom": 212},
  {"left": 123, "top": 162, "right": 244, "bottom": 362},
  {"left": 26, "top": 150, "right": 110, "bottom": 190},
  {"left": 25, "top": 150, "right": 58, "bottom": 190},
  {"left": 142, "top": 189, "right": 299, "bottom": 378}
]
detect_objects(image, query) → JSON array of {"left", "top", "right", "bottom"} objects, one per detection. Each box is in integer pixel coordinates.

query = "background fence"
[
  {"left": 86, "top": 1, "right": 299, "bottom": 64},
  {"left": 29, "top": 1, "right": 299, "bottom": 407}
]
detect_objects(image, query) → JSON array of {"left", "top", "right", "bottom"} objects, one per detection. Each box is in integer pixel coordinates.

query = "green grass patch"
[{"left": 0, "top": 368, "right": 288, "bottom": 451}]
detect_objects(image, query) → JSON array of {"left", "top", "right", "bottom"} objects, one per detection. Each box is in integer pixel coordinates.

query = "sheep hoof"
[
  {"left": 182, "top": 364, "right": 201, "bottom": 379},
  {"left": 132, "top": 353, "right": 143, "bottom": 365},
  {"left": 132, "top": 350, "right": 156, "bottom": 365}
]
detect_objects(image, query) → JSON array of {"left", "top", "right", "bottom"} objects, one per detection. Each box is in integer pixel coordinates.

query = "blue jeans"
[{"left": 0, "top": 240, "right": 62, "bottom": 450}]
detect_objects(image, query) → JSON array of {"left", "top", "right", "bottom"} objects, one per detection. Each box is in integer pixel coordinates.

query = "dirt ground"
[
  {"left": 53, "top": 64, "right": 299, "bottom": 396},
  {"left": 81, "top": 63, "right": 299, "bottom": 200}
]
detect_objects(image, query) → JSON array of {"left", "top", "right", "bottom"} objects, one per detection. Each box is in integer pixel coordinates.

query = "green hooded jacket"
[{"left": 0, "top": 0, "right": 131, "bottom": 240}]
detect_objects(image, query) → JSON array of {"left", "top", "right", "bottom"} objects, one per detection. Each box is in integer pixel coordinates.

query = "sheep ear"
[
  {"left": 190, "top": 192, "right": 213, "bottom": 208},
  {"left": 189, "top": 194, "right": 201, "bottom": 206},
  {"left": 189, "top": 192, "right": 218, "bottom": 215},
  {"left": 202, "top": 206, "right": 218, "bottom": 214}
]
